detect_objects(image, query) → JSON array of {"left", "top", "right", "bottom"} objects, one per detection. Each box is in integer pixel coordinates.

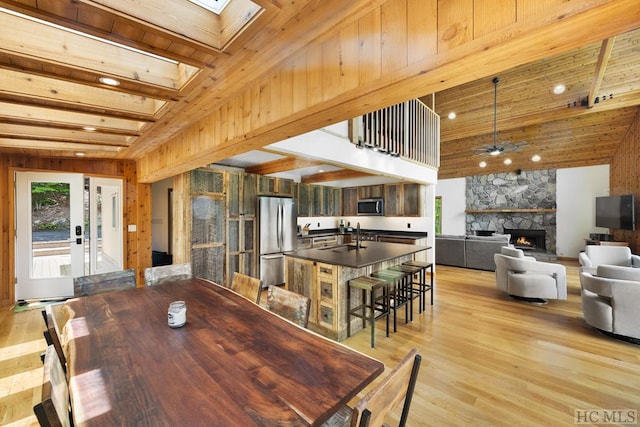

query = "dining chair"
[
  {"left": 322, "top": 348, "right": 422, "bottom": 427},
  {"left": 144, "top": 263, "right": 192, "bottom": 286},
  {"left": 73, "top": 268, "right": 136, "bottom": 297},
  {"left": 33, "top": 345, "right": 72, "bottom": 427},
  {"left": 44, "top": 305, "right": 67, "bottom": 373},
  {"left": 230, "top": 272, "right": 262, "bottom": 304},
  {"left": 265, "top": 285, "right": 311, "bottom": 328}
]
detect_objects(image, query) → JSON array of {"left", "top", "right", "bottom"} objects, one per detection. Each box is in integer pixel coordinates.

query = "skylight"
[{"left": 188, "top": 0, "right": 232, "bottom": 14}]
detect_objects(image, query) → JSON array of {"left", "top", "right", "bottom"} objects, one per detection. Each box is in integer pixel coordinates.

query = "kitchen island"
[{"left": 285, "top": 241, "right": 429, "bottom": 340}]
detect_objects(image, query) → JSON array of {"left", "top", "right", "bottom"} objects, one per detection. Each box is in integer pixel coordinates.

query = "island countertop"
[{"left": 285, "top": 241, "right": 430, "bottom": 268}]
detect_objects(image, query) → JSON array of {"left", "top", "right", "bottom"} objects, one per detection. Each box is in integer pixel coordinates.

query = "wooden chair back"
[
  {"left": 230, "top": 272, "right": 262, "bottom": 304},
  {"left": 265, "top": 286, "right": 311, "bottom": 328},
  {"left": 144, "top": 263, "right": 192, "bottom": 286},
  {"left": 44, "top": 304, "right": 67, "bottom": 373},
  {"left": 73, "top": 269, "right": 136, "bottom": 297},
  {"left": 33, "top": 345, "right": 72, "bottom": 427},
  {"left": 352, "top": 348, "right": 421, "bottom": 427}
]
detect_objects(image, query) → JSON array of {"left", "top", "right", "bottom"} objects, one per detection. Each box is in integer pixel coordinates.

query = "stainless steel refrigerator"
[{"left": 257, "top": 196, "right": 297, "bottom": 288}]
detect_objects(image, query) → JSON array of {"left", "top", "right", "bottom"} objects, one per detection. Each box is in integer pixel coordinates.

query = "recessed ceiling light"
[
  {"left": 479, "top": 161, "right": 487, "bottom": 168},
  {"left": 83, "top": 126, "right": 97, "bottom": 131},
  {"left": 531, "top": 154, "right": 541, "bottom": 162},
  {"left": 99, "top": 76, "right": 120, "bottom": 86},
  {"left": 553, "top": 84, "right": 566, "bottom": 95},
  {"left": 75, "top": 152, "right": 86, "bottom": 157},
  {"left": 318, "top": 169, "right": 324, "bottom": 173},
  {"left": 503, "top": 158, "right": 512, "bottom": 165},
  {"left": 448, "top": 112, "right": 456, "bottom": 120}
]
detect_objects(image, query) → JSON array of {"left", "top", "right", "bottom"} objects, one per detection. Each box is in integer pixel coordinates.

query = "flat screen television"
[{"left": 595, "top": 194, "right": 636, "bottom": 230}]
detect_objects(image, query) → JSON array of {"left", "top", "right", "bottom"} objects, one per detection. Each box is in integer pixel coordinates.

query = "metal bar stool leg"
[{"left": 347, "top": 276, "right": 389, "bottom": 348}]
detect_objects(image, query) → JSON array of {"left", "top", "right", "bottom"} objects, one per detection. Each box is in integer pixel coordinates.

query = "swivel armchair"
[
  {"left": 580, "top": 265, "right": 640, "bottom": 343},
  {"left": 578, "top": 245, "right": 640, "bottom": 273},
  {"left": 494, "top": 246, "right": 567, "bottom": 303}
]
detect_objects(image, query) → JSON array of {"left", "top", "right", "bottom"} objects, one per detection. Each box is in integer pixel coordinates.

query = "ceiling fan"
[{"left": 473, "top": 77, "right": 529, "bottom": 156}]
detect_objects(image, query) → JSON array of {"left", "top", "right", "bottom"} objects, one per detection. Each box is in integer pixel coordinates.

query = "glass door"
[
  {"left": 15, "top": 172, "right": 84, "bottom": 300},
  {"left": 88, "top": 177, "right": 124, "bottom": 274}
]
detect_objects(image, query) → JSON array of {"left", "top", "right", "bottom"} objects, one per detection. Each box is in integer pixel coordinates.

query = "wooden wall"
[
  {"left": 610, "top": 109, "right": 640, "bottom": 253},
  {"left": 137, "top": 0, "right": 636, "bottom": 183},
  {"left": 0, "top": 154, "right": 151, "bottom": 306}
]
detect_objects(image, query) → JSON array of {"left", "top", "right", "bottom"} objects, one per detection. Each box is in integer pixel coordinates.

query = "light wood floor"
[{"left": 2, "top": 262, "right": 639, "bottom": 426}]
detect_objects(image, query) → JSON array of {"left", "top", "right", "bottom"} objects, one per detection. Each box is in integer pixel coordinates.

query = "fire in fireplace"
[{"left": 503, "top": 228, "right": 546, "bottom": 251}]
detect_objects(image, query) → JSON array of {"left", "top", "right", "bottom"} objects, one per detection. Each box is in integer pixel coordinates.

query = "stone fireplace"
[{"left": 466, "top": 169, "right": 557, "bottom": 253}]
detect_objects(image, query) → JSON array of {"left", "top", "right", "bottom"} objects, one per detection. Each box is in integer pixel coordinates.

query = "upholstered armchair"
[
  {"left": 578, "top": 245, "right": 640, "bottom": 273},
  {"left": 580, "top": 265, "right": 640, "bottom": 342},
  {"left": 494, "top": 246, "right": 567, "bottom": 302}
]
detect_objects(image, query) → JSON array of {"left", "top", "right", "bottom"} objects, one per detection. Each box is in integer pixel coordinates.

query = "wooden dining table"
[{"left": 56, "top": 278, "right": 384, "bottom": 426}]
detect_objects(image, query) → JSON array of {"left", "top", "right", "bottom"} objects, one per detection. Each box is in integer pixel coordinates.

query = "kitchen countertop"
[
  {"left": 298, "top": 228, "right": 428, "bottom": 239},
  {"left": 285, "top": 241, "right": 430, "bottom": 268}
]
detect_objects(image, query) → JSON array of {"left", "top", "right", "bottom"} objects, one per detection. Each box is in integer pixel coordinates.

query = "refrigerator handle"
[{"left": 277, "top": 202, "right": 282, "bottom": 250}]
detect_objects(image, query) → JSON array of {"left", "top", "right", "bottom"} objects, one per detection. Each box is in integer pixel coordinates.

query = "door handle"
[{"left": 75, "top": 225, "right": 82, "bottom": 236}]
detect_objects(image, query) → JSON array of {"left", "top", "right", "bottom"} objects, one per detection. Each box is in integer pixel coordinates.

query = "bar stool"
[
  {"left": 402, "top": 260, "right": 434, "bottom": 309},
  {"left": 389, "top": 264, "right": 423, "bottom": 319},
  {"left": 371, "top": 269, "right": 410, "bottom": 332},
  {"left": 347, "top": 276, "right": 390, "bottom": 348}
]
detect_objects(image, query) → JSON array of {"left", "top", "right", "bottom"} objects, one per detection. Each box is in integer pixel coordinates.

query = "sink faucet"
[{"left": 356, "top": 222, "right": 361, "bottom": 249}]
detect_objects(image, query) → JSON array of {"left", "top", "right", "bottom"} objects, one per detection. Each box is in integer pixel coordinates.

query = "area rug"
[{"left": 12, "top": 298, "right": 68, "bottom": 313}]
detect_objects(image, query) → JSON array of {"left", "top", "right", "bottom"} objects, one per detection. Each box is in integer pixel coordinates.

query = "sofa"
[
  {"left": 436, "top": 234, "right": 510, "bottom": 271},
  {"left": 580, "top": 264, "right": 640, "bottom": 342},
  {"left": 494, "top": 246, "right": 567, "bottom": 302}
]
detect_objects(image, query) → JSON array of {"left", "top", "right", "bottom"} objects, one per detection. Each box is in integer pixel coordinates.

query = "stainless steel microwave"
[{"left": 357, "top": 198, "right": 384, "bottom": 216}]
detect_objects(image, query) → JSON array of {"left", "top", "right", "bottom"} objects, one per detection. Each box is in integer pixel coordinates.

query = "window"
[{"left": 187, "top": 0, "right": 232, "bottom": 14}]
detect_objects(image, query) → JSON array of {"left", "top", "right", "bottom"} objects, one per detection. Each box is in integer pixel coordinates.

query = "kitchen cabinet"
[
  {"left": 342, "top": 187, "right": 358, "bottom": 216},
  {"left": 402, "top": 183, "right": 420, "bottom": 216},
  {"left": 258, "top": 175, "right": 293, "bottom": 196},
  {"left": 297, "top": 237, "right": 312, "bottom": 249},
  {"left": 326, "top": 187, "right": 341, "bottom": 216},
  {"left": 190, "top": 169, "right": 225, "bottom": 285},
  {"left": 316, "top": 263, "right": 338, "bottom": 332},
  {"left": 383, "top": 183, "right": 421, "bottom": 217},
  {"left": 285, "top": 257, "right": 316, "bottom": 321},
  {"left": 358, "top": 185, "right": 384, "bottom": 200},
  {"left": 294, "top": 183, "right": 310, "bottom": 217},
  {"left": 295, "top": 183, "right": 342, "bottom": 217},
  {"left": 227, "top": 172, "right": 257, "bottom": 282}
]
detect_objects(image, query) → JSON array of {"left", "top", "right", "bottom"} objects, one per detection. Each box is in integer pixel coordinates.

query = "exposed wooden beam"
[
  {"left": 0, "top": 123, "right": 134, "bottom": 145},
  {"left": 589, "top": 38, "right": 616, "bottom": 108},
  {"left": 0, "top": 101, "right": 146, "bottom": 133},
  {"left": 0, "top": 8, "right": 200, "bottom": 90},
  {"left": 301, "top": 169, "right": 372, "bottom": 184},
  {"left": 0, "top": 69, "right": 167, "bottom": 118},
  {"left": 0, "top": 138, "right": 122, "bottom": 152},
  {"left": 245, "top": 156, "right": 321, "bottom": 174}
]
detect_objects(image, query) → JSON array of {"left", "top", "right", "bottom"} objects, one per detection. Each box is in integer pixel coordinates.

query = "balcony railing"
[{"left": 350, "top": 99, "right": 440, "bottom": 169}]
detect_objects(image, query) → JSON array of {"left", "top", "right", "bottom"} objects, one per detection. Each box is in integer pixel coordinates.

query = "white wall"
[
  {"left": 435, "top": 165, "right": 610, "bottom": 258},
  {"left": 151, "top": 177, "right": 173, "bottom": 253},
  {"left": 556, "top": 165, "right": 610, "bottom": 258},
  {"left": 269, "top": 121, "right": 438, "bottom": 186},
  {"left": 435, "top": 177, "right": 466, "bottom": 235}
]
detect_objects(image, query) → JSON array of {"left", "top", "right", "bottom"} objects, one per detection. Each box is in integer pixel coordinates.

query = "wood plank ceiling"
[{"left": 0, "top": 0, "right": 639, "bottom": 181}]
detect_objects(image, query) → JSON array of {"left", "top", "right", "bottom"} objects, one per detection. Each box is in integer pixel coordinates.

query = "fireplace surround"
[
  {"left": 466, "top": 169, "right": 557, "bottom": 253},
  {"left": 504, "top": 228, "right": 546, "bottom": 251}
]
